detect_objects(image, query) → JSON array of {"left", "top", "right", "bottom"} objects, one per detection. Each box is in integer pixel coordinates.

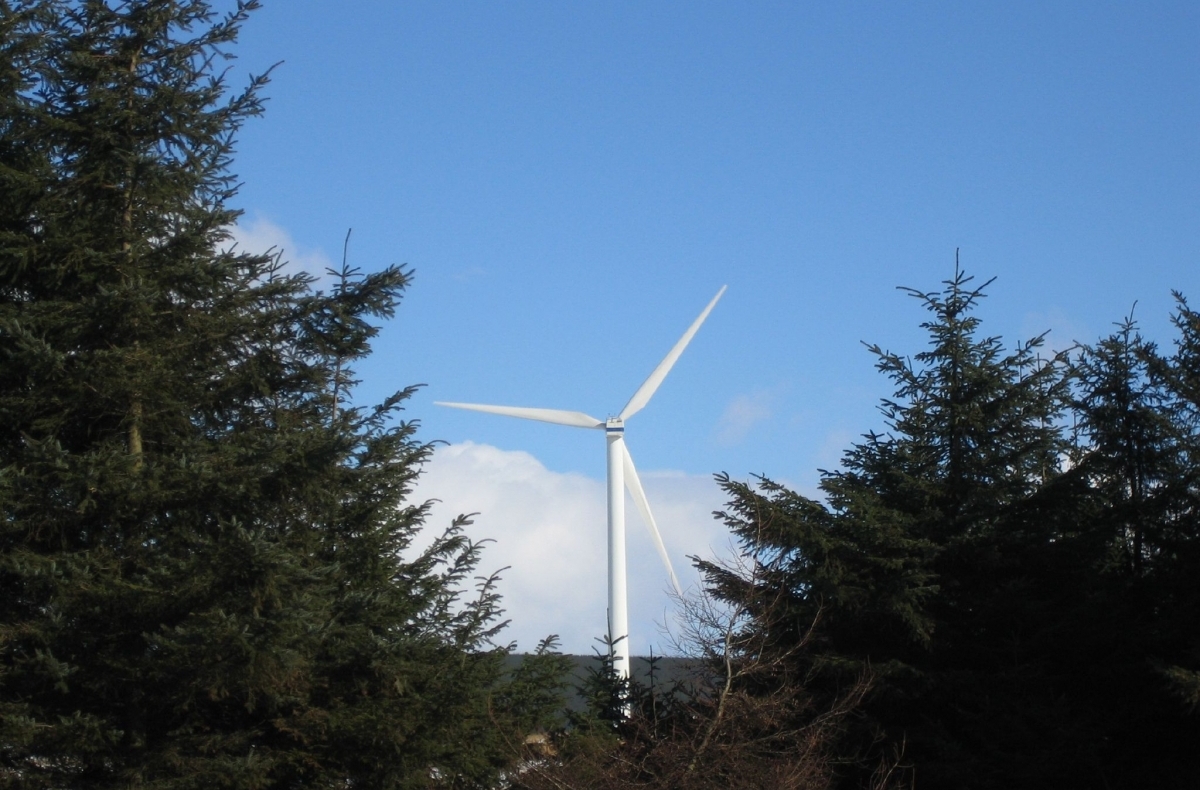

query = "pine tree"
[{"left": 0, "top": 2, "right": 561, "bottom": 786}]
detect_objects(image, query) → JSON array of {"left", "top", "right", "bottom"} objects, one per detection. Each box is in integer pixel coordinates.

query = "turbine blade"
[
  {"left": 435, "top": 402, "right": 604, "bottom": 429},
  {"left": 620, "top": 285, "right": 727, "bottom": 421},
  {"left": 621, "top": 442, "right": 683, "bottom": 596}
]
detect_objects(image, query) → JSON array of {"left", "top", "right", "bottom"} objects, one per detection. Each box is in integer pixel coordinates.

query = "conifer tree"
[
  {"left": 702, "top": 267, "right": 1076, "bottom": 788},
  {"left": 1063, "top": 307, "right": 1200, "bottom": 785},
  {"left": 0, "top": 2, "right": 560, "bottom": 786},
  {"left": 1155, "top": 295, "right": 1200, "bottom": 713},
  {"left": 706, "top": 268, "right": 1200, "bottom": 788},
  {"left": 1071, "top": 314, "right": 1178, "bottom": 578}
]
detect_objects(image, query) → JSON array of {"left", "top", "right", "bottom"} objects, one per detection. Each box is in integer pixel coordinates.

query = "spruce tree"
[
  {"left": 706, "top": 268, "right": 1200, "bottom": 788},
  {"left": 0, "top": 2, "right": 560, "bottom": 787},
  {"left": 702, "top": 267, "right": 1077, "bottom": 788},
  {"left": 1064, "top": 308, "right": 1200, "bottom": 785},
  {"left": 1156, "top": 294, "right": 1200, "bottom": 712}
]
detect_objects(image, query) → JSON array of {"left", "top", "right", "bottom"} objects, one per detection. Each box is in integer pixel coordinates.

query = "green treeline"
[
  {"left": 513, "top": 271, "right": 1200, "bottom": 790},
  {"left": 690, "top": 272, "right": 1200, "bottom": 788},
  {"left": 2, "top": 2, "right": 1197, "bottom": 789}
]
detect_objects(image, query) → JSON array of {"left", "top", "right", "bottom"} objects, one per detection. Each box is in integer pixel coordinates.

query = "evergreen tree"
[
  {"left": 702, "top": 267, "right": 1082, "bottom": 788},
  {"left": 1063, "top": 306, "right": 1200, "bottom": 785},
  {"left": 1071, "top": 313, "right": 1179, "bottom": 578},
  {"left": 1155, "top": 295, "right": 1200, "bottom": 713},
  {"left": 706, "top": 267, "right": 1200, "bottom": 788},
  {"left": 0, "top": 2, "right": 560, "bottom": 786}
]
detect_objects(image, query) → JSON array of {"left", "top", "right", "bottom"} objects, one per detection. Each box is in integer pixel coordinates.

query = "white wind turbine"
[{"left": 437, "top": 286, "right": 726, "bottom": 680}]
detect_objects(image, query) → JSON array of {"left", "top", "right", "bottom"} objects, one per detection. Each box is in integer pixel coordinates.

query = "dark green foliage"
[
  {"left": 705, "top": 266, "right": 1200, "bottom": 788},
  {"left": 1154, "top": 294, "right": 1200, "bottom": 715},
  {"left": 0, "top": 2, "right": 563, "bottom": 786},
  {"left": 1064, "top": 302, "right": 1200, "bottom": 786},
  {"left": 570, "top": 636, "right": 634, "bottom": 731}
]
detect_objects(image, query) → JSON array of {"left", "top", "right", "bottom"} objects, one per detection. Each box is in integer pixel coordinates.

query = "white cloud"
[
  {"left": 716, "top": 388, "right": 778, "bottom": 445},
  {"left": 223, "top": 213, "right": 336, "bottom": 286},
  {"left": 411, "top": 442, "right": 731, "bottom": 656}
]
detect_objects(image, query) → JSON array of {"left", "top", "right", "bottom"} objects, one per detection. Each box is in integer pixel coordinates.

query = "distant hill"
[{"left": 505, "top": 654, "right": 707, "bottom": 713}]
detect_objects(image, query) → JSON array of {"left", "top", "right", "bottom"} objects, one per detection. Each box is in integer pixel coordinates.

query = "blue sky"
[{"left": 224, "top": 2, "right": 1198, "bottom": 653}]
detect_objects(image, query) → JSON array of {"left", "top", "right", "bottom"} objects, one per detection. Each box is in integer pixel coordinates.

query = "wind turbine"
[{"left": 436, "top": 286, "right": 726, "bottom": 681}]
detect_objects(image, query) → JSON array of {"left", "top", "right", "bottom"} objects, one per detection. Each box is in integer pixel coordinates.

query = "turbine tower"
[{"left": 437, "top": 286, "right": 726, "bottom": 681}]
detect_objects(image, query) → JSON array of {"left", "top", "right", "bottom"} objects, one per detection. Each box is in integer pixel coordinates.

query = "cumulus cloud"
[
  {"left": 411, "top": 442, "right": 731, "bottom": 656},
  {"left": 716, "top": 388, "right": 778, "bottom": 445},
  {"left": 223, "top": 213, "right": 336, "bottom": 286}
]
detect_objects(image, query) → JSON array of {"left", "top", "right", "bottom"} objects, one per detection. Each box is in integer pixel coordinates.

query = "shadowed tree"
[
  {"left": 701, "top": 267, "right": 1087, "bottom": 789},
  {"left": 0, "top": 2, "right": 563, "bottom": 787},
  {"left": 702, "top": 267, "right": 1200, "bottom": 788}
]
